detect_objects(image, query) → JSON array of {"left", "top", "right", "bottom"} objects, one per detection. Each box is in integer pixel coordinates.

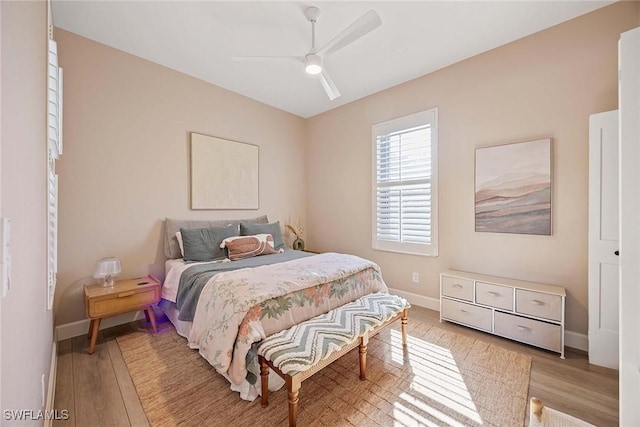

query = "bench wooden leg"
[
  {"left": 286, "top": 376, "right": 301, "bottom": 427},
  {"left": 259, "top": 356, "right": 270, "bottom": 407},
  {"left": 401, "top": 309, "right": 408, "bottom": 347},
  {"left": 359, "top": 335, "right": 368, "bottom": 380}
]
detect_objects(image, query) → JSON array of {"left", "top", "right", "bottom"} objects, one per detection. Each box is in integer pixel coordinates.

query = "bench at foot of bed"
[{"left": 257, "top": 292, "right": 410, "bottom": 427}]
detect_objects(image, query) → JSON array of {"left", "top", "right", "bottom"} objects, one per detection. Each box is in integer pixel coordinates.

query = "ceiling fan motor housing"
[{"left": 304, "top": 7, "right": 320, "bottom": 23}]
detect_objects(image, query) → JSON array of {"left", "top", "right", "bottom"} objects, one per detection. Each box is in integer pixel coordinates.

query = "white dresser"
[{"left": 440, "top": 270, "right": 566, "bottom": 358}]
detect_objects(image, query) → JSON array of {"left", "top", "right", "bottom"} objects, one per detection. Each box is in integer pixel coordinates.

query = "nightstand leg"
[
  {"left": 146, "top": 307, "right": 157, "bottom": 333},
  {"left": 89, "top": 318, "right": 101, "bottom": 355},
  {"left": 87, "top": 319, "right": 95, "bottom": 339}
]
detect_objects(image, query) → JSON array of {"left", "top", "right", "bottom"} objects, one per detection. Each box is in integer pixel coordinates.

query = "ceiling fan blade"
[
  {"left": 317, "top": 10, "right": 381, "bottom": 56},
  {"left": 319, "top": 70, "right": 341, "bottom": 100},
  {"left": 232, "top": 56, "right": 303, "bottom": 62}
]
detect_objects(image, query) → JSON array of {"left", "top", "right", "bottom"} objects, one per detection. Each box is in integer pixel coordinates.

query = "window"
[{"left": 372, "top": 108, "right": 438, "bottom": 256}]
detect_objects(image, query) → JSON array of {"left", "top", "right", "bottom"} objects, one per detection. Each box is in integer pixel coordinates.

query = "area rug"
[{"left": 116, "top": 319, "right": 531, "bottom": 426}]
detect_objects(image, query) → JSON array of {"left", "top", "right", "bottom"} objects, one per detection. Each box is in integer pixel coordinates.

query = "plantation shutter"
[
  {"left": 372, "top": 109, "right": 438, "bottom": 256},
  {"left": 47, "top": 38, "right": 62, "bottom": 309}
]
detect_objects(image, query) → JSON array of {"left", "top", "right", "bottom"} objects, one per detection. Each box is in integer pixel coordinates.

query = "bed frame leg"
[
  {"left": 286, "top": 376, "right": 300, "bottom": 427},
  {"left": 259, "top": 356, "right": 269, "bottom": 407},
  {"left": 401, "top": 309, "right": 408, "bottom": 347},
  {"left": 359, "top": 335, "right": 368, "bottom": 380}
]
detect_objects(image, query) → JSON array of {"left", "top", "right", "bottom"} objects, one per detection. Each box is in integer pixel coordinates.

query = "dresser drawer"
[
  {"left": 494, "top": 311, "right": 562, "bottom": 352},
  {"left": 88, "top": 288, "right": 159, "bottom": 318},
  {"left": 515, "top": 289, "right": 562, "bottom": 321},
  {"left": 441, "top": 276, "right": 474, "bottom": 302},
  {"left": 441, "top": 298, "right": 492, "bottom": 332},
  {"left": 476, "top": 282, "right": 513, "bottom": 310}
]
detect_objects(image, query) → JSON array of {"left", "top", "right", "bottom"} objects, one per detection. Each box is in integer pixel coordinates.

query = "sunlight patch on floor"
[
  {"left": 395, "top": 394, "right": 469, "bottom": 427},
  {"left": 390, "top": 329, "right": 483, "bottom": 425},
  {"left": 393, "top": 400, "right": 448, "bottom": 427}
]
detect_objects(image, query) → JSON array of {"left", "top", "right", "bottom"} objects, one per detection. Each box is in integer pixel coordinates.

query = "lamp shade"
[{"left": 93, "top": 257, "right": 122, "bottom": 286}]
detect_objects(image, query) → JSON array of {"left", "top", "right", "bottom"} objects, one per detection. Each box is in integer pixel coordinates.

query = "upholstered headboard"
[{"left": 164, "top": 215, "right": 268, "bottom": 259}]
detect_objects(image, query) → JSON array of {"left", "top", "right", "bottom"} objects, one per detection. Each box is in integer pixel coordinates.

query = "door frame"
[{"left": 619, "top": 26, "right": 640, "bottom": 426}]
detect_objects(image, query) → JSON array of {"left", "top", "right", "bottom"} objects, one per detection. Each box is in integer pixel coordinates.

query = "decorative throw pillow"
[
  {"left": 221, "top": 234, "right": 283, "bottom": 261},
  {"left": 164, "top": 215, "right": 268, "bottom": 259},
  {"left": 239, "top": 221, "right": 285, "bottom": 250},
  {"left": 180, "top": 225, "right": 239, "bottom": 262},
  {"left": 175, "top": 231, "right": 185, "bottom": 257}
]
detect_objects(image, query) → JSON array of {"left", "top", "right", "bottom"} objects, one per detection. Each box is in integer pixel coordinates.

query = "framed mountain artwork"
[{"left": 475, "top": 139, "right": 552, "bottom": 235}]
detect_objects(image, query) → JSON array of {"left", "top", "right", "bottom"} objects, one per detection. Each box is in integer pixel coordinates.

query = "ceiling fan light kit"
[
  {"left": 304, "top": 54, "right": 322, "bottom": 75},
  {"left": 233, "top": 6, "right": 382, "bottom": 100}
]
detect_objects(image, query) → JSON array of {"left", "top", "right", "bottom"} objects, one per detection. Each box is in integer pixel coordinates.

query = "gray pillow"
[
  {"left": 180, "top": 225, "right": 239, "bottom": 262},
  {"left": 164, "top": 215, "right": 268, "bottom": 259},
  {"left": 240, "top": 221, "right": 285, "bottom": 250}
]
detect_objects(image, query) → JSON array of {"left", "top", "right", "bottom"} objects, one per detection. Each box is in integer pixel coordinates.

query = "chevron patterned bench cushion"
[{"left": 257, "top": 292, "right": 409, "bottom": 376}]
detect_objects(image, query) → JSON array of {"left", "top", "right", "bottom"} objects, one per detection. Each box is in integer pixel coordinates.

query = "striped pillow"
[{"left": 220, "top": 234, "right": 283, "bottom": 261}]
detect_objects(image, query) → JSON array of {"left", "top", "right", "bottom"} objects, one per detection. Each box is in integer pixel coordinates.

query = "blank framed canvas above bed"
[{"left": 190, "top": 132, "right": 259, "bottom": 210}]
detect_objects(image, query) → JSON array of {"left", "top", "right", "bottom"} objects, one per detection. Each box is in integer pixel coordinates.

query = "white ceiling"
[{"left": 52, "top": 1, "right": 613, "bottom": 118}]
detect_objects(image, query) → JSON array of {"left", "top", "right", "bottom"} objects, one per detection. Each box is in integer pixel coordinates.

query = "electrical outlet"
[{"left": 412, "top": 272, "right": 419, "bottom": 283}]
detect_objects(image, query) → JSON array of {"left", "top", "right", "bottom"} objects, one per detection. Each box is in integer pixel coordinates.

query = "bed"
[{"left": 159, "top": 216, "right": 390, "bottom": 400}]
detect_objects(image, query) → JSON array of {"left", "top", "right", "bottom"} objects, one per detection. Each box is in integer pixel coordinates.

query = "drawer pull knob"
[
  {"left": 529, "top": 299, "right": 545, "bottom": 306},
  {"left": 117, "top": 291, "right": 136, "bottom": 298},
  {"left": 459, "top": 309, "right": 470, "bottom": 314},
  {"left": 516, "top": 325, "right": 532, "bottom": 332},
  {"left": 487, "top": 291, "right": 501, "bottom": 297},
  {"left": 452, "top": 284, "right": 463, "bottom": 289}
]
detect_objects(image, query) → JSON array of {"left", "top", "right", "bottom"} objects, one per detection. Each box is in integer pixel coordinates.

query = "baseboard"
[
  {"left": 44, "top": 337, "right": 57, "bottom": 427},
  {"left": 55, "top": 295, "right": 589, "bottom": 354},
  {"left": 564, "top": 330, "right": 588, "bottom": 352},
  {"left": 387, "top": 288, "right": 589, "bottom": 352},
  {"left": 387, "top": 287, "right": 440, "bottom": 311},
  {"left": 55, "top": 311, "right": 147, "bottom": 342}
]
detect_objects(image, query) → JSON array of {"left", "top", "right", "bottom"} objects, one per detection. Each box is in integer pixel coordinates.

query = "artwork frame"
[
  {"left": 190, "top": 132, "right": 259, "bottom": 210},
  {"left": 475, "top": 138, "right": 552, "bottom": 235}
]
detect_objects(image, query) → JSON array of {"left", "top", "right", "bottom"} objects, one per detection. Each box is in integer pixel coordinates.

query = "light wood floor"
[{"left": 53, "top": 306, "right": 618, "bottom": 427}]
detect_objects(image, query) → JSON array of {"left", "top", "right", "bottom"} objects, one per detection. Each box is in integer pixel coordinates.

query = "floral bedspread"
[{"left": 187, "top": 252, "right": 389, "bottom": 385}]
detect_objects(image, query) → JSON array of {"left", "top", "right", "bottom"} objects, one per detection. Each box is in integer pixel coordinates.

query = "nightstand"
[{"left": 84, "top": 276, "right": 161, "bottom": 354}]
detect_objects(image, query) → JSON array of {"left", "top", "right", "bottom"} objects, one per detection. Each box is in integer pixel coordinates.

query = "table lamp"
[{"left": 93, "top": 257, "right": 122, "bottom": 287}]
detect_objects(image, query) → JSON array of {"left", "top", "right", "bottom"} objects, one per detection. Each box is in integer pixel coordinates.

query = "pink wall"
[
  {"left": 53, "top": 2, "right": 640, "bottom": 339},
  {"left": 306, "top": 2, "right": 639, "bottom": 336},
  {"left": 54, "top": 29, "right": 308, "bottom": 325},
  {"left": 1, "top": 0, "right": 55, "bottom": 415}
]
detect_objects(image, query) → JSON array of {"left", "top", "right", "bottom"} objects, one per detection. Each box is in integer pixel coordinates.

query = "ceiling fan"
[{"left": 233, "top": 7, "right": 382, "bottom": 101}]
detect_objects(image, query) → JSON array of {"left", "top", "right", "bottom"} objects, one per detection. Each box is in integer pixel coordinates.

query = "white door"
[{"left": 588, "top": 110, "right": 619, "bottom": 369}]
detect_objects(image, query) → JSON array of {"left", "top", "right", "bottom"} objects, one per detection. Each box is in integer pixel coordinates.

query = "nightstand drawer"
[
  {"left": 441, "top": 298, "right": 492, "bottom": 332},
  {"left": 88, "top": 288, "right": 159, "bottom": 318},
  {"left": 516, "top": 289, "right": 562, "bottom": 321},
  {"left": 476, "top": 282, "right": 513, "bottom": 310},
  {"left": 441, "top": 276, "right": 474, "bottom": 302},
  {"left": 494, "top": 311, "right": 562, "bottom": 352}
]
